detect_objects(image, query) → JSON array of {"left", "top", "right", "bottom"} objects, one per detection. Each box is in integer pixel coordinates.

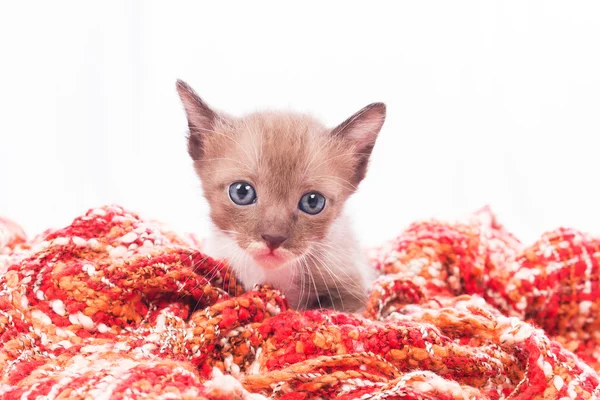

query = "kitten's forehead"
[
  {"left": 201, "top": 110, "right": 356, "bottom": 201},
  {"left": 230, "top": 113, "right": 337, "bottom": 163},
  {"left": 242, "top": 111, "right": 325, "bottom": 145},
  {"left": 245, "top": 112, "right": 349, "bottom": 188},
  {"left": 242, "top": 111, "right": 323, "bottom": 161}
]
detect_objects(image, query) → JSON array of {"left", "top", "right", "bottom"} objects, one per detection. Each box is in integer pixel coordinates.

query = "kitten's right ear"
[
  {"left": 176, "top": 80, "right": 217, "bottom": 160},
  {"left": 331, "top": 102, "right": 386, "bottom": 184}
]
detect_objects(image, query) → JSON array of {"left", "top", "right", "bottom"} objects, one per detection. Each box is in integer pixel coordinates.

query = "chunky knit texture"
[{"left": 0, "top": 205, "right": 599, "bottom": 399}]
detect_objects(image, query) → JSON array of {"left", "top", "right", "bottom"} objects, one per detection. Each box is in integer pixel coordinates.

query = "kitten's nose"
[{"left": 261, "top": 234, "right": 288, "bottom": 251}]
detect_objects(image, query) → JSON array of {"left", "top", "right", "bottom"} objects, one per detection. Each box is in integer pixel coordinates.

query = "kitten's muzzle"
[{"left": 261, "top": 234, "right": 288, "bottom": 251}]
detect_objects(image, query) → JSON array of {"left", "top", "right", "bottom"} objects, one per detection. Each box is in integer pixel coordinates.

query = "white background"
[{"left": 1, "top": 1, "right": 599, "bottom": 246}]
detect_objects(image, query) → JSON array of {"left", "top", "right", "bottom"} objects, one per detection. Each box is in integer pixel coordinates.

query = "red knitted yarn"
[{"left": 0, "top": 205, "right": 598, "bottom": 399}]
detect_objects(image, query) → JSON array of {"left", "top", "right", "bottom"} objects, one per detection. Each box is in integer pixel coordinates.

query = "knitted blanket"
[{"left": 0, "top": 205, "right": 598, "bottom": 399}]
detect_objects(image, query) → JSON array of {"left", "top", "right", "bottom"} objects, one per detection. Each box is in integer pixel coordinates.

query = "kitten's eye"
[
  {"left": 228, "top": 182, "right": 257, "bottom": 205},
  {"left": 298, "top": 192, "right": 326, "bottom": 215}
]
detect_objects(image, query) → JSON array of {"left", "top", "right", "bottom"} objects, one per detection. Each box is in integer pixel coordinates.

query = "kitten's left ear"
[{"left": 331, "top": 102, "right": 386, "bottom": 183}]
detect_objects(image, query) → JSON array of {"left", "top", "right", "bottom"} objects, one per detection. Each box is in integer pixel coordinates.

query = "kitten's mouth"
[
  {"left": 253, "top": 252, "right": 287, "bottom": 269},
  {"left": 246, "top": 243, "right": 295, "bottom": 270}
]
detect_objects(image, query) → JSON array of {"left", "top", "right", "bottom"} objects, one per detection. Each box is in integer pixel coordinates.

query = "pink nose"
[{"left": 261, "top": 234, "right": 288, "bottom": 251}]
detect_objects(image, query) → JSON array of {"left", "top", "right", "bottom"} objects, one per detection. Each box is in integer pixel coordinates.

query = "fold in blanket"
[{"left": 0, "top": 205, "right": 598, "bottom": 399}]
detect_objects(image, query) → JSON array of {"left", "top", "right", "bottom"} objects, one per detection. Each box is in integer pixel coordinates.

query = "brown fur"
[{"left": 176, "top": 80, "right": 385, "bottom": 311}]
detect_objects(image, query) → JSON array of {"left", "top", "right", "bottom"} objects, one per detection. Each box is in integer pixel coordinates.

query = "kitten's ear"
[
  {"left": 331, "top": 102, "right": 386, "bottom": 183},
  {"left": 176, "top": 80, "right": 217, "bottom": 160}
]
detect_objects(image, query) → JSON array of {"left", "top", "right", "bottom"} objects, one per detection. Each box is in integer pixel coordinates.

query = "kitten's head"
[{"left": 177, "top": 80, "right": 385, "bottom": 270}]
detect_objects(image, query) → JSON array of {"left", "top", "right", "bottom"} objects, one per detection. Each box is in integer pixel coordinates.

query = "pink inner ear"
[
  {"left": 176, "top": 80, "right": 217, "bottom": 133},
  {"left": 330, "top": 103, "right": 386, "bottom": 184},
  {"left": 334, "top": 103, "right": 386, "bottom": 151},
  {"left": 346, "top": 118, "right": 384, "bottom": 150},
  {"left": 185, "top": 108, "right": 214, "bottom": 131}
]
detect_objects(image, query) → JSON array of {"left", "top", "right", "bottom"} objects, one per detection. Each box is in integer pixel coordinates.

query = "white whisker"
[
  {"left": 310, "top": 245, "right": 368, "bottom": 306},
  {"left": 307, "top": 251, "right": 342, "bottom": 312}
]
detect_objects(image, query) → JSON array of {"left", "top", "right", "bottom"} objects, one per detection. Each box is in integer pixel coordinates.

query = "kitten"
[{"left": 176, "top": 80, "right": 386, "bottom": 312}]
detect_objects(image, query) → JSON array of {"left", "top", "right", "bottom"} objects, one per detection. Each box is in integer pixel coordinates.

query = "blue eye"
[
  {"left": 299, "top": 192, "right": 326, "bottom": 215},
  {"left": 228, "top": 182, "right": 257, "bottom": 205}
]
